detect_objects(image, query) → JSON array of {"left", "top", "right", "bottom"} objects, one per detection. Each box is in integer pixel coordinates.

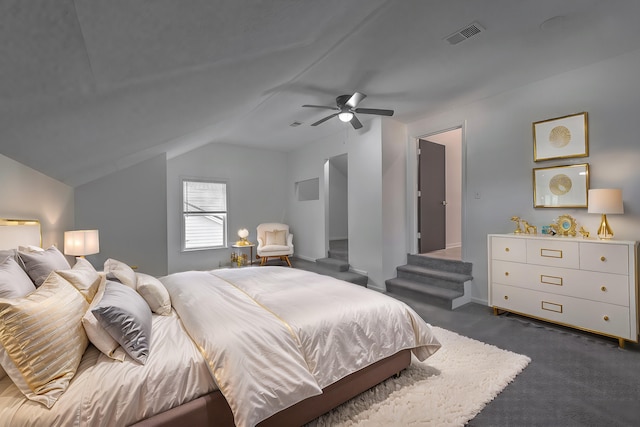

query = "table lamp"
[
  {"left": 64, "top": 229, "right": 100, "bottom": 257},
  {"left": 588, "top": 189, "right": 623, "bottom": 239},
  {"left": 237, "top": 228, "right": 249, "bottom": 246}
]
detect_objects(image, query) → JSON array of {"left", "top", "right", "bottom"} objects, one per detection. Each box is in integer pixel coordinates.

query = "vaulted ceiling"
[{"left": 2, "top": 0, "right": 640, "bottom": 186}]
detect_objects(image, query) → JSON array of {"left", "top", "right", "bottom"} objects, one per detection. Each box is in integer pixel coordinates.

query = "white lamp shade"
[
  {"left": 588, "top": 189, "right": 624, "bottom": 214},
  {"left": 237, "top": 228, "right": 249, "bottom": 239},
  {"left": 64, "top": 230, "right": 100, "bottom": 256}
]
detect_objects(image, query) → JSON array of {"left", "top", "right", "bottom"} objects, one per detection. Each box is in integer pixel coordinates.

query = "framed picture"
[
  {"left": 533, "top": 163, "right": 589, "bottom": 208},
  {"left": 533, "top": 112, "right": 588, "bottom": 161}
]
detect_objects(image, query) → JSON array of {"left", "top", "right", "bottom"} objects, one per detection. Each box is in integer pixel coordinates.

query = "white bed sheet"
[{"left": 0, "top": 311, "right": 215, "bottom": 427}]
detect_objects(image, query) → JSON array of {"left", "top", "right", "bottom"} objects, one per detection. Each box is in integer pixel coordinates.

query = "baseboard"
[
  {"left": 349, "top": 266, "right": 367, "bottom": 276},
  {"left": 296, "top": 254, "right": 316, "bottom": 262},
  {"left": 446, "top": 243, "right": 462, "bottom": 249}
]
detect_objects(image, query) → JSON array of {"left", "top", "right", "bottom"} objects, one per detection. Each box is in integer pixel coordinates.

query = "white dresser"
[{"left": 488, "top": 234, "right": 638, "bottom": 347}]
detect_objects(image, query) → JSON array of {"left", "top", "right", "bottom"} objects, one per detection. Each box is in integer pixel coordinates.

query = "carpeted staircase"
[
  {"left": 385, "top": 253, "right": 472, "bottom": 310},
  {"left": 289, "top": 239, "right": 368, "bottom": 286}
]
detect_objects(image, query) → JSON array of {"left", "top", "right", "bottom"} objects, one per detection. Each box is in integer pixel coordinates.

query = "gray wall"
[
  {"left": 75, "top": 154, "right": 168, "bottom": 275},
  {"left": 167, "top": 143, "right": 287, "bottom": 273},
  {"left": 407, "top": 47, "right": 640, "bottom": 304},
  {"left": 287, "top": 118, "right": 407, "bottom": 290},
  {"left": 0, "top": 153, "right": 74, "bottom": 252},
  {"left": 328, "top": 155, "right": 348, "bottom": 241}
]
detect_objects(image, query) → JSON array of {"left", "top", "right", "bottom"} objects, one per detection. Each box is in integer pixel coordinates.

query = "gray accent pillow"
[
  {"left": 92, "top": 281, "right": 152, "bottom": 364},
  {"left": 0, "top": 256, "right": 36, "bottom": 299},
  {"left": 18, "top": 246, "right": 71, "bottom": 287}
]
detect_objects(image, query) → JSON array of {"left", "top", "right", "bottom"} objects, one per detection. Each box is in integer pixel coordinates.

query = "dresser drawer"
[
  {"left": 491, "top": 260, "right": 630, "bottom": 306},
  {"left": 490, "top": 236, "right": 526, "bottom": 262},
  {"left": 491, "top": 284, "right": 632, "bottom": 339},
  {"left": 526, "top": 239, "right": 579, "bottom": 268},
  {"left": 580, "top": 242, "right": 629, "bottom": 275}
]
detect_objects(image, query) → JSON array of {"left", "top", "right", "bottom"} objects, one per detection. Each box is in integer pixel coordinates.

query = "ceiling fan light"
[{"left": 338, "top": 112, "right": 353, "bottom": 122}]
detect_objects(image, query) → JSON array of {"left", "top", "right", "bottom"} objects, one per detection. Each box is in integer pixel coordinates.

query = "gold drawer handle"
[
  {"left": 601, "top": 286, "right": 607, "bottom": 292},
  {"left": 505, "top": 272, "right": 509, "bottom": 276},
  {"left": 603, "top": 315, "right": 609, "bottom": 321},
  {"left": 504, "top": 295, "right": 509, "bottom": 300},
  {"left": 600, "top": 256, "right": 606, "bottom": 262},
  {"left": 505, "top": 247, "right": 510, "bottom": 252}
]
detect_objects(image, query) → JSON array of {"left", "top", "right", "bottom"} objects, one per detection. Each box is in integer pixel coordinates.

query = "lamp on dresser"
[
  {"left": 64, "top": 229, "right": 100, "bottom": 258},
  {"left": 588, "top": 188, "right": 624, "bottom": 240}
]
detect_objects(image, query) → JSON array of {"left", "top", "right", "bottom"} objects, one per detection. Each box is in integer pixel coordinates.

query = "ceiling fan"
[{"left": 302, "top": 92, "right": 394, "bottom": 129}]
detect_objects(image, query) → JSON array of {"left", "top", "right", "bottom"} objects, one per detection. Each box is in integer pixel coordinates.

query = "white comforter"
[{"left": 162, "top": 266, "right": 441, "bottom": 427}]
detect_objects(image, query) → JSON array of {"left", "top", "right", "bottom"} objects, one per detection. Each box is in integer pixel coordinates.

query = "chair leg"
[
  {"left": 260, "top": 256, "right": 266, "bottom": 266},
  {"left": 282, "top": 256, "right": 292, "bottom": 267}
]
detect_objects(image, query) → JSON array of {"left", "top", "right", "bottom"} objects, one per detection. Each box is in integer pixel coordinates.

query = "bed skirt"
[{"left": 132, "top": 348, "right": 412, "bottom": 427}]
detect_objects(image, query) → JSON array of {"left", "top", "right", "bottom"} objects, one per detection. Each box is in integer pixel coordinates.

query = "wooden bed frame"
[{"left": 133, "top": 349, "right": 411, "bottom": 427}]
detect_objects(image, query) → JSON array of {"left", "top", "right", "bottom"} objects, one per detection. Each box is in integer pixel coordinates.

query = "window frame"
[{"left": 181, "top": 177, "right": 229, "bottom": 252}]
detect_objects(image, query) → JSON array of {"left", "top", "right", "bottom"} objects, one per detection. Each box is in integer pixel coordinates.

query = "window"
[{"left": 182, "top": 179, "right": 228, "bottom": 250}]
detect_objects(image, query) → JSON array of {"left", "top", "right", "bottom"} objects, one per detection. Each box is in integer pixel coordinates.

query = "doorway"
[{"left": 417, "top": 128, "right": 462, "bottom": 258}]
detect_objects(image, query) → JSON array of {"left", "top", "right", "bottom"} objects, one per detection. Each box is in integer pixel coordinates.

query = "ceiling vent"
[
  {"left": 444, "top": 22, "right": 484, "bottom": 45},
  {"left": 289, "top": 121, "right": 303, "bottom": 127}
]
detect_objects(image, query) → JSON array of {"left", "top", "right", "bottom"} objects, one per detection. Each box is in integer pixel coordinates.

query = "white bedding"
[
  {"left": 162, "top": 266, "right": 441, "bottom": 427},
  {"left": 0, "top": 311, "right": 215, "bottom": 427}
]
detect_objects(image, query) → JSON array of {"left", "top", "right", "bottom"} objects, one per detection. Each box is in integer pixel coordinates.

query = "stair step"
[
  {"left": 328, "top": 249, "right": 349, "bottom": 262},
  {"left": 385, "top": 277, "right": 463, "bottom": 310},
  {"left": 315, "top": 257, "right": 349, "bottom": 272},
  {"left": 407, "top": 254, "right": 472, "bottom": 275},
  {"left": 291, "top": 257, "right": 367, "bottom": 286},
  {"left": 397, "top": 264, "right": 472, "bottom": 284}
]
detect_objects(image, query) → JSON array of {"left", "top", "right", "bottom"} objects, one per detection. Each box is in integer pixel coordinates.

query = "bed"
[{"left": 0, "top": 219, "right": 441, "bottom": 426}]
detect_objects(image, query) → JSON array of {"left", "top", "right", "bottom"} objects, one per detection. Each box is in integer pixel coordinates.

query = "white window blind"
[{"left": 182, "top": 179, "right": 227, "bottom": 250}]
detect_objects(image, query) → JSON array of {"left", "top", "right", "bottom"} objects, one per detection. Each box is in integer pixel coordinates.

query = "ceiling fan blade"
[
  {"left": 302, "top": 104, "right": 339, "bottom": 111},
  {"left": 311, "top": 113, "right": 339, "bottom": 126},
  {"left": 350, "top": 115, "right": 363, "bottom": 129},
  {"left": 354, "top": 107, "right": 394, "bottom": 116},
  {"left": 346, "top": 92, "right": 366, "bottom": 108}
]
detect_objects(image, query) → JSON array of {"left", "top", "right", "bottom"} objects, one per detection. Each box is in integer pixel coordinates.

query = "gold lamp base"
[{"left": 597, "top": 213, "right": 614, "bottom": 240}]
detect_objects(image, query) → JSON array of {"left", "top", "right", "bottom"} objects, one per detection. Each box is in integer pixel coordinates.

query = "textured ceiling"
[{"left": 2, "top": 0, "right": 640, "bottom": 186}]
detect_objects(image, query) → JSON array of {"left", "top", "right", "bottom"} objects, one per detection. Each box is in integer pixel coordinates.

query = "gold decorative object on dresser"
[{"left": 488, "top": 234, "right": 639, "bottom": 348}]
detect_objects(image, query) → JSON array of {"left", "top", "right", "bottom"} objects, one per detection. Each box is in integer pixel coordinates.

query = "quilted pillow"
[
  {"left": 0, "top": 272, "right": 89, "bottom": 408},
  {"left": 265, "top": 230, "right": 287, "bottom": 246},
  {"left": 56, "top": 257, "right": 102, "bottom": 303},
  {"left": 0, "top": 256, "right": 36, "bottom": 299},
  {"left": 92, "top": 281, "right": 152, "bottom": 364},
  {"left": 136, "top": 272, "right": 171, "bottom": 315},
  {"left": 18, "top": 245, "right": 71, "bottom": 287},
  {"left": 81, "top": 277, "right": 127, "bottom": 362},
  {"left": 103, "top": 258, "right": 137, "bottom": 289}
]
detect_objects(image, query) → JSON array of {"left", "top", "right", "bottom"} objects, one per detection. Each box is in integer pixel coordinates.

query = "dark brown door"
[{"left": 418, "top": 139, "right": 446, "bottom": 253}]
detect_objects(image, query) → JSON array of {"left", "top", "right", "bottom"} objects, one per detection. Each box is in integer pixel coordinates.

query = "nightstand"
[{"left": 231, "top": 242, "right": 255, "bottom": 267}]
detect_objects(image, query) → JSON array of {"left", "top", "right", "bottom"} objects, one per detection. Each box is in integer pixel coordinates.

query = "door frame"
[{"left": 406, "top": 121, "right": 468, "bottom": 257}]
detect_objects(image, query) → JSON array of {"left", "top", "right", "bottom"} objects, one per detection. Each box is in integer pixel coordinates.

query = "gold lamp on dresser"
[{"left": 588, "top": 188, "right": 624, "bottom": 239}]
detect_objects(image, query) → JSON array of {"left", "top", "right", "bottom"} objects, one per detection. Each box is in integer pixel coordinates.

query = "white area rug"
[{"left": 308, "top": 327, "right": 531, "bottom": 426}]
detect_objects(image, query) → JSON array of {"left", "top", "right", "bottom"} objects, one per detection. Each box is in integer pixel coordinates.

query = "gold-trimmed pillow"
[{"left": 0, "top": 272, "right": 89, "bottom": 408}]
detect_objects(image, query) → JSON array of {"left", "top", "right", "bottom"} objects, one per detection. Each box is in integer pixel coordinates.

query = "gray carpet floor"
[{"left": 390, "top": 296, "right": 640, "bottom": 427}]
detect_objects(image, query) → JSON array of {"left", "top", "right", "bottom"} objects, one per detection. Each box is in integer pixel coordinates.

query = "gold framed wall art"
[
  {"left": 533, "top": 112, "right": 588, "bottom": 161},
  {"left": 533, "top": 163, "right": 589, "bottom": 208}
]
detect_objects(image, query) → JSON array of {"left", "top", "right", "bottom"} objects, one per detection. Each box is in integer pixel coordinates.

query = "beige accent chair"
[{"left": 256, "top": 223, "right": 293, "bottom": 267}]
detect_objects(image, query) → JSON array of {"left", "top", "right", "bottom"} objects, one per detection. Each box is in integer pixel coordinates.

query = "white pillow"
[
  {"left": 81, "top": 277, "right": 127, "bottom": 362},
  {"left": 103, "top": 258, "right": 137, "bottom": 289},
  {"left": 265, "top": 229, "right": 287, "bottom": 246},
  {"left": 56, "top": 257, "right": 101, "bottom": 303},
  {"left": 0, "top": 272, "right": 89, "bottom": 408},
  {"left": 136, "top": 273, "right": 171, "bottom": 315}
]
